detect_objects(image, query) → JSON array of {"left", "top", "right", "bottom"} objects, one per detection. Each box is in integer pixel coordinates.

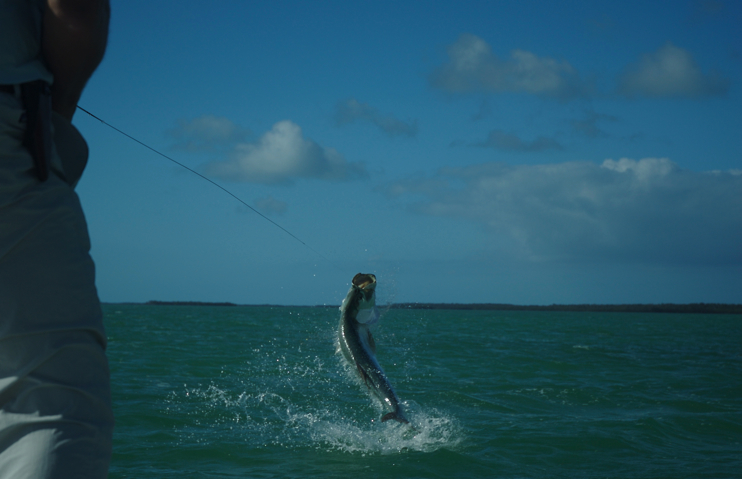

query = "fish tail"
[{"left": 381, "top": 411, "right": 409, "bottom": 424}]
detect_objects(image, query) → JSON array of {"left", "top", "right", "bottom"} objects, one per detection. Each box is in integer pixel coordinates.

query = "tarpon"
[{"left": 338, "top": 273, "right": 410, "bottom": 424}]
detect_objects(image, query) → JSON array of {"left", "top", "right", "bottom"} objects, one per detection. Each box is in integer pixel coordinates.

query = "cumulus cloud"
[
  {"left": 335, "top": 98, "right": 418, "bottom": 137},
  {"left": 254, "top": 195, "right": 288, "bottom": 216},
  {"left": 476, "top": 130, "right": 562, "bottom": 152},
  {"left": 601, "top": 157, "right": 676, "bottom": 182},
  {"left": 167, "top": 115, "right": 250, "bottom": 151},
  {"left": 691, "top": 0, "right": 724, "bottom": 21},
  {"left": 571, "top": 111, "right": 618, "bottom": 138},
  {"left": 618, "top": 42, "right": 729, "bottom": 98},
  {"left": 430, "top": 33, "right": 590, "bottom": 100},
  {"left": 384, "top": 158, "right": 742, "bottom": 265},
  {"left": 204, "top": 120, "right": 367, "bottom": 184}
]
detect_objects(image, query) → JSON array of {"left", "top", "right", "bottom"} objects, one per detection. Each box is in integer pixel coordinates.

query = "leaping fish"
[{"left": 338, "top": 273, "right": 410, "bottom": 424}]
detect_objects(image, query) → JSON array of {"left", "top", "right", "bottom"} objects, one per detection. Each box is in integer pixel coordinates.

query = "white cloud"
[
  {"left": 430, "top": 34, "right": 590, "bottom": 100},
  {"left": 167, "top": 115, "right": 250, "bottom": 151},
  {"left": 254, "top": 195, "right": 287, "bottom": 216},
  {"left": 618, "top": 42, "right": 729, "bottom": 98},
  {"left": 335, "top": 98, "right": 418, "bottom": 137},
  {"left": 204, "top": 120, "right": 368, "bottom": 184},
  {"left": 601, "top": 157, "right": 675, "bottom": 183},
  {"left": 476, "top": 130, "right": 562, "bottom": 152},
  {"left": 385, "top": 158, "right": 742, "bottom": 265},
  {"left": 571, "top": 111, "right": 618, "bottom": 138}
]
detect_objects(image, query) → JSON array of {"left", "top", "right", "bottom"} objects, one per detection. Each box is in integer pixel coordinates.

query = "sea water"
[{"left": 105, "top": 304, "right": 741, "bottom": 478}]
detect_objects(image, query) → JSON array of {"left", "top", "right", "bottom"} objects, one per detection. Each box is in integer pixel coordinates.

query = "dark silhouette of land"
[
  {"left": 146, "top": 300, "right": 239, "bottom": 307},
  {"left": 143, "top": 300, "right": 742, "bottom": 314},
  {"left": 389, "top": 303, "right": 742, "bottom": 314}
]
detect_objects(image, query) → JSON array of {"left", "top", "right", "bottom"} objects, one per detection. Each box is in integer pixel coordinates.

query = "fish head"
[
  {"left": 352, "top": 273, "right": 376, "bottom": 302},
  {"left": 352, "top": 274, "right": 377, "bottom": 323},
  {"left": 340, "top": 273, "right": 378, "bottom": 318}
]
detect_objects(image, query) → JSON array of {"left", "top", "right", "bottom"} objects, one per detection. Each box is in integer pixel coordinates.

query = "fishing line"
[{"left": 77, "top": 106, "right": 343, "bottom": 272}]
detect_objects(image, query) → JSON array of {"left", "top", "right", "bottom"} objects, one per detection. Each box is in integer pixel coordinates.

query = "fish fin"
[
  {"left": 381, "top": 412, "right": 409, "bottom": 424},
  {"left": 356, "top": 363, "right": 372, "bottom": 389}
]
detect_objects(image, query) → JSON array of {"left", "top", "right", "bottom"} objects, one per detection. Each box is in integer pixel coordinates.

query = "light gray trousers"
[{"left": 0, "top": 91, "right": 113, "bottom": 478}]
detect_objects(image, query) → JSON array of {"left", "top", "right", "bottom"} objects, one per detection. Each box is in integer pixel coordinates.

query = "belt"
[{"left": 1, "top": 82, "right": 52, "bottom": 181}]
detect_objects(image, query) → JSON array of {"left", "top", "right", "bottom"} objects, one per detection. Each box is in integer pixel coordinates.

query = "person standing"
[{"left": 0, "top": 0, "right": 114, "bottom": 477}]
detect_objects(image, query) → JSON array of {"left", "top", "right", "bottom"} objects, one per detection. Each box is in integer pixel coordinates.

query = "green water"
[{"left": 105, "top": 305, "right": 742, "bottom": 478}]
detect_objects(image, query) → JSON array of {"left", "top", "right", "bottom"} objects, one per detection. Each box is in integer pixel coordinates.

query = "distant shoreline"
[{"left": 126, "top": 301, "right": 742, "bottom": 314}]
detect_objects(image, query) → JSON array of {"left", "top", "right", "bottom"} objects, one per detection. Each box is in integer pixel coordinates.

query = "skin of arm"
[{"left": 42, "top": 0, "right": 110, "bottom": 120}]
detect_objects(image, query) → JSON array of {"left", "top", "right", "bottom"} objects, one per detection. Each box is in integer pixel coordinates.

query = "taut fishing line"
[{"left": 77, "top": 106, "right": 342, "bottom": 272}]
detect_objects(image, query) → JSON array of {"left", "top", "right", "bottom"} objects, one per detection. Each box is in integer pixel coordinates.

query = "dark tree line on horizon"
[
  {"left": 389, "top": 302, "right": 742, "bottom": 314},
  {"left": 143, "top": 300, "right": 742, "bottom": 314}
]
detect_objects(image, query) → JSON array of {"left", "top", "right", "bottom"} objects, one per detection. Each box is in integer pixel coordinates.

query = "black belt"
[{"left": 1, "top": 82, "right": 52, "bottom": 181}]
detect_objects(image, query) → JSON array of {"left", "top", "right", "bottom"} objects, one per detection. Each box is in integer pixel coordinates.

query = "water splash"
[
  {"left": 308, "top": 404, "right": 463, "bottom": 454},
  {"left": 163, "top": 364, "right": 462, "bottom": 454}
]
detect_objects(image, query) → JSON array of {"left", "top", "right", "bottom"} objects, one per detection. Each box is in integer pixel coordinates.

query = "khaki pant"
[{"left": 0, "top": 91, "right": 113, "bottom": 478}]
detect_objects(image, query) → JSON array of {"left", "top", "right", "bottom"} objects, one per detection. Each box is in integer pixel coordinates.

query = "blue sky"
[{"left": 73, "top": 0, "right": 741, "bottom": 305}]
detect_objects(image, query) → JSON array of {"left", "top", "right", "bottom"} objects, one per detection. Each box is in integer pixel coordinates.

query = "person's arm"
[{"left": 43, "top": 0, "right": 110, "bottom": 120}]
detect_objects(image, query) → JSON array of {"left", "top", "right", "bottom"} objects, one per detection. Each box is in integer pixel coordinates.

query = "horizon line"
[{"left": 103, "top": 301, "right": 742, "bottom": 314}]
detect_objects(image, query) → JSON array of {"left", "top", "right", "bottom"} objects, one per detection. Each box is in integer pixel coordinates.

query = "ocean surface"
[{"left": 104, "top": 304, "right": 742, "bottom": 478}]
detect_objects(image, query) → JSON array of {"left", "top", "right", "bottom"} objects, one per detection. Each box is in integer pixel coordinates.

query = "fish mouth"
[{"left": 352, "top": 273, "right": 376, "bottom": 290}]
